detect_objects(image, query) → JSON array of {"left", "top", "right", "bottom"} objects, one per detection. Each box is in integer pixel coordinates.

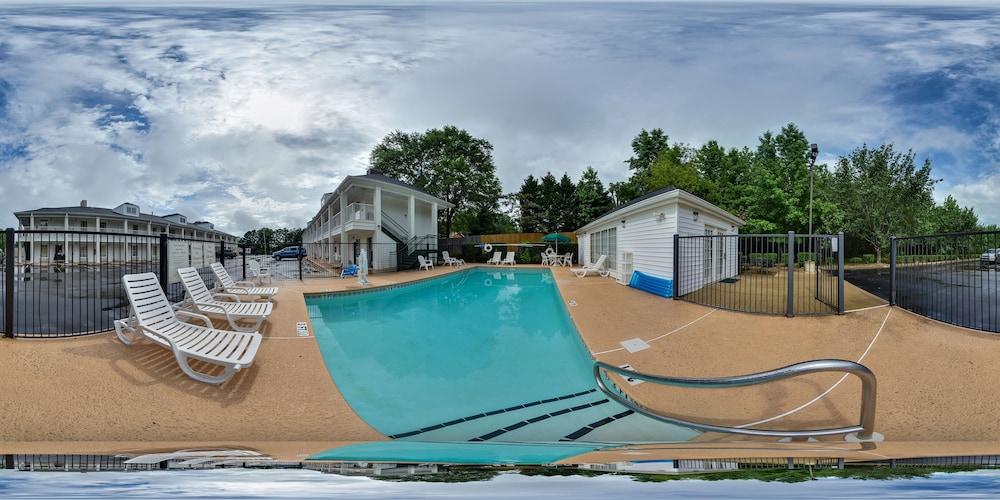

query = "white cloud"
[{"left": 0, "top": 3, "right": 997, "bottom": 233}]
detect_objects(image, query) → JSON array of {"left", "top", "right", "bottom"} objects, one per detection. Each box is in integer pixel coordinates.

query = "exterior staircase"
[{"left": 381, "top": 213, "right": 437, "bottom": 270}]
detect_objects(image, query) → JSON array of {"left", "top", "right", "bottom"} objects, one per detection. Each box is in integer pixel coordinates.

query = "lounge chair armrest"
[{"left": 176, "top": 309, "right": 214, "bottom": 328}]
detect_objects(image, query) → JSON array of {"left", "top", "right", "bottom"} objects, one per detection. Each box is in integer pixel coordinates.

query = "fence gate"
[{"left": 675, "top": 232, "right": 845, "bottom": 316}]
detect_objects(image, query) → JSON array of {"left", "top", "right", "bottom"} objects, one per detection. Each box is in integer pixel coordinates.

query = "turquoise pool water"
[{"left": 306, "top": 268, "right": 698, "bottom": 461}]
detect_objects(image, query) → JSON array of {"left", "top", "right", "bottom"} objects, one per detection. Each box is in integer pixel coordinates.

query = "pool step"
[{"left": 391, "top": 389, "right": 599, "bottom": 442}]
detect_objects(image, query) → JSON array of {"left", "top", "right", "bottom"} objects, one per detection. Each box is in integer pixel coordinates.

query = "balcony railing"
[{"left": 344, "top": 203, "right": 375, "bottom": 224}]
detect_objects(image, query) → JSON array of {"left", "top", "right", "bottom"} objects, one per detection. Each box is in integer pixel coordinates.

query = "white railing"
[{"left": 344, "top": 203, "right": 375, "bottom": 224}]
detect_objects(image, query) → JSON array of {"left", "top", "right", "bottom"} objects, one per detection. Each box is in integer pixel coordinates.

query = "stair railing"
[{"left": 594, "top": 359, "right": 877, "bottom": 440}]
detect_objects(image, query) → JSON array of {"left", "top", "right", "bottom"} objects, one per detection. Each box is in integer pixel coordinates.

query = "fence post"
[
  {"left": 4, "top": 227, "right": 14, "bottom": 337},
  {"left": 158, "top": 233, "right": 169, "bottom": 294},
  {"left": 889, "top": 236, "right": 897, "bottom": 306},
  {"left": 242, "top": 247, "right": 247, "bottom": 280},
  {"left": 298, "top": 253, "right": 303, "bottom": 280},
  {"left": 219, "top": 240, "right": 226, "bottom": 268},
  {"left": 837, "top": 232, "right": 845, "bottom": 315},
  {"left": 672, "top": 233, "right": 680, "bottom": 298},
  {"left": 786, "top": 231, "right": 795, "bottom": 318}
]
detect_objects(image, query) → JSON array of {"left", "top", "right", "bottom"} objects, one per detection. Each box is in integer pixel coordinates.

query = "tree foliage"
[
  {"left": 369, "top": 125, "right": 503, "bottom": 237},
  {"left": 240, "top": 227, "right": 302, "bottom": 254},
  {"left": 833, "top": 144, "right": 937, "bottom": 261}
]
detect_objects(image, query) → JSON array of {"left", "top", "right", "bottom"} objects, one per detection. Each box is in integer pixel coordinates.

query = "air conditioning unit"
[{"left": 618, "top": 251, "right": 634, "bottom": 285}]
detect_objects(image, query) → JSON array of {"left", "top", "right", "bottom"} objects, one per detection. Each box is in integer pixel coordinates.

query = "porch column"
[
  {"left": 340, "top": 195, "right": 348, "bottom": 264},
  {"left": 408, "top": 195, "right": 416, "bottom": 240},
  {"left": 374, "top": 186, "right": 382, "bottom": 234},
  {"left": 29, "top": 214, "right": 35, "bottom": 263},
  {"left": 95, "top": 217, "right": 101, "bottom": 264},
  {"left": 431, "top": 203, "right": 438, "bottom": 238},
  {"left": 327, "top": 203, "right": 333, "bottom": 262},
  {"left": 63, "top": 213, "right": 69, "bottom": 260}
]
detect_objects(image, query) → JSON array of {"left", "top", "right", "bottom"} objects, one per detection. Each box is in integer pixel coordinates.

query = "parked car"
[
  {"left": 981, "top": 248, "right": 1000, "bottom": 267},
  {"left": 272, "top": 246, "right": 307, "bottom": 260},
  {"left": 217, "top": 247, "right": 238, "bottom": 259}
]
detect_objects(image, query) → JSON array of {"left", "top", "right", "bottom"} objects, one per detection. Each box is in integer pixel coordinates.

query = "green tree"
[
  {"left": 538, "top": 172, "right": 560, "bottom": 232},
  {"left": 556, "top": 173, "right": 580, "bottom": 231},
  {"left": 834, "top": 144, "right": 937, "bottom": 262},
  {"left": 608, "top": 179, "right": 645, "bottom": 206},
  {"left": 515, "top": 175, "right": 544, "bottom": 232},
  {"left": 369, "top": 126, "right": 503, "bottom": 237},
  {"left": 575, "top": 167, "right": 614, "bottom": 225},
  {"left": 627, "top": 128, "right": 672, "bottom": 177},
  {"left": 644, "top": 149, "right": 716, "bottom": 202},
  {"left": 928, "top": 195, "right": 979, "bottom": 233}
]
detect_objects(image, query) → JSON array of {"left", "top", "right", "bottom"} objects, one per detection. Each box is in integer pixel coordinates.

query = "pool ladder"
[{"left": 594, "top": 359, "right": 879, "bottom": 441}]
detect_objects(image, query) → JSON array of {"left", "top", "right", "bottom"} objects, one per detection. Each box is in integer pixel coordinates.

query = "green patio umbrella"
[{"left": 541, "top": 233, "right": 571, "bottom": 243}]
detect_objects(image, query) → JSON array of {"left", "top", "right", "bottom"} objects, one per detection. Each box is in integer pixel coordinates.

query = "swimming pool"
[{"left": 306, "top": 268, "right": 698, "bottom": 461}]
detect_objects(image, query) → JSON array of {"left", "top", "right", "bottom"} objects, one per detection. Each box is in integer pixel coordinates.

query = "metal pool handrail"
[{"left": 594, "top": 359, "right": 877, "bottom": 439}]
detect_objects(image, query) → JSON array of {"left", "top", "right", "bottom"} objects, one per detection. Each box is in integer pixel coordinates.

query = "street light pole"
[{"left": 808, "top": 143, "right": 819, "bottom": 237}]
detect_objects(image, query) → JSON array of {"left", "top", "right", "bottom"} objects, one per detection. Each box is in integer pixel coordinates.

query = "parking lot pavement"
[{"left": 848, "top": 262, "right": 999, "bottom": 333}]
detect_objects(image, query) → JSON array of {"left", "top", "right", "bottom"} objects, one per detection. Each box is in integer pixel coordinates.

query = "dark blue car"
[{"left": 272, "top": 246, "right": 307, "bottom": 260}]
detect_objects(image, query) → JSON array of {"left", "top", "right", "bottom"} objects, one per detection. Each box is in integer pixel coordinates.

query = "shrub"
[
  {"left": 797, "top": 252, "right": 817, "bottom": 264},
  {"left": 862, "top": 254, "right": 876, "bottom": 264},
  {"left": 848, "top": 257, "right": 864, "bottom": 264},
  {"left": 517, "top": 247, "right": 534, "bottom": 263}
]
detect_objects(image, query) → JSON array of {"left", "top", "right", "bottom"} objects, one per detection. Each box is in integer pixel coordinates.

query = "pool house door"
[{"left": 703, "top": 227, "right": 723, "bottom": 283}]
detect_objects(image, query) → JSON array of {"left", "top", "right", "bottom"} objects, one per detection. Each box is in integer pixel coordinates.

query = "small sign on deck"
[
  {"left": 295, "top": 321, "right": 310, "bottom": 337},
  {"left": 618, "top": 363, "right": 644, "bottom": 386}
]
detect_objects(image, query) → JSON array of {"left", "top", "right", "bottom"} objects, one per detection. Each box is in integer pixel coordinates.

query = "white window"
[
  {"left": 589, "top": 227, "right": 617, "bottom": 270},
  {"left": 126, "top": 206, "right": 137, "bottom": 214}
]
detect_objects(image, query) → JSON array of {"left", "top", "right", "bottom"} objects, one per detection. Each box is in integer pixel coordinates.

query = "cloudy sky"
[
  {"left": 0, "top": 1, "right": 997, "bottom": 234},
  {"left": 3, "top": 468, "right": 1000, "bottom": 498}
]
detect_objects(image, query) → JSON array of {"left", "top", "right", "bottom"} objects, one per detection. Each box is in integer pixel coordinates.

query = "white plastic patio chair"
[
  {"left": 177, "top": 267, "right": 273, "bottom": 332},
  {"left": 418, "top": 254, "right": 434, "bottom": 271},
  {"left": 559, "top": 252, "right": 574, "bottom": 266},
  {"left": 441, "top": 251, "right": 464, "bottom": 266},
  {"left": 210, "top": 263, "right": 278, "bottom": 300},
  {"left": 486, "top": 252, "right": 502, "bottom": 265},
  {"left": 246, "top": 259, "right": 273, "bottom": 285},
  {"left": 115, "top": 273, "right": 262, "bottom": 385},
  {"left": 572, "top": 254, "right": 610, "bottom": 278},
  {"left": 501, "top": 251, "right": 516, "bottom": 266}
]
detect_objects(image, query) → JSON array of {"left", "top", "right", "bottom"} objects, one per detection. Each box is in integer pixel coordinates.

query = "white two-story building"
[
  {"left": 303, "top": 171, "right": 452, "bottom": 271},
  {"left": 13, "top": 201, "right": 238, "bottom": 265}
]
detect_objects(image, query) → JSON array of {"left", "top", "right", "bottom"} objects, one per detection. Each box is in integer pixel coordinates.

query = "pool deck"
[{"left": 3, "top": 264, "right": 1000, "bottom": 463}]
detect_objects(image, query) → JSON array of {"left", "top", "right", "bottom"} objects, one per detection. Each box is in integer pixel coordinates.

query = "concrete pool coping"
[{"left": 2, "top": 263, "right": 1000, "bottom": 464}]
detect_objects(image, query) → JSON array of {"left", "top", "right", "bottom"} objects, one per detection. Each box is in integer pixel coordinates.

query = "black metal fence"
[
  {"left": 675, "top": 232, "right": 845, "bottom": 316},
  {"left": 1, "top": 228, "right": 246, "bottom": 338},
  {"left": 891, "top": 230, "right": 1000, "bottom": 333}
]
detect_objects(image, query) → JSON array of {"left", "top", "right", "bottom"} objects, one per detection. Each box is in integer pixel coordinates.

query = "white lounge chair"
[
  {"left": 441, "top": 251, "right": 464, "bottom": 266},
  {"left": 572, "top": 255, "right": 610, "bottom": 278},
  {"left": 246, "top": 260, "right": 272, "bottom": 285},
  {"left": 486, "top": 252, "right": 502, "bottom": 265},
  {"left": 115, "top": 273, "right": 262, "bottom": 385},
  {"left": 210, "top": 263, "right": 278, "bottom": 300},
  {"left": 418, "top": 254, "right": 434, "bottom": 271},
  {"left": 501, "top": 251, "right": 516, "bottom": 266},
  {"left": 177, "top": 267, "right": 273, "bottom": 333}
]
